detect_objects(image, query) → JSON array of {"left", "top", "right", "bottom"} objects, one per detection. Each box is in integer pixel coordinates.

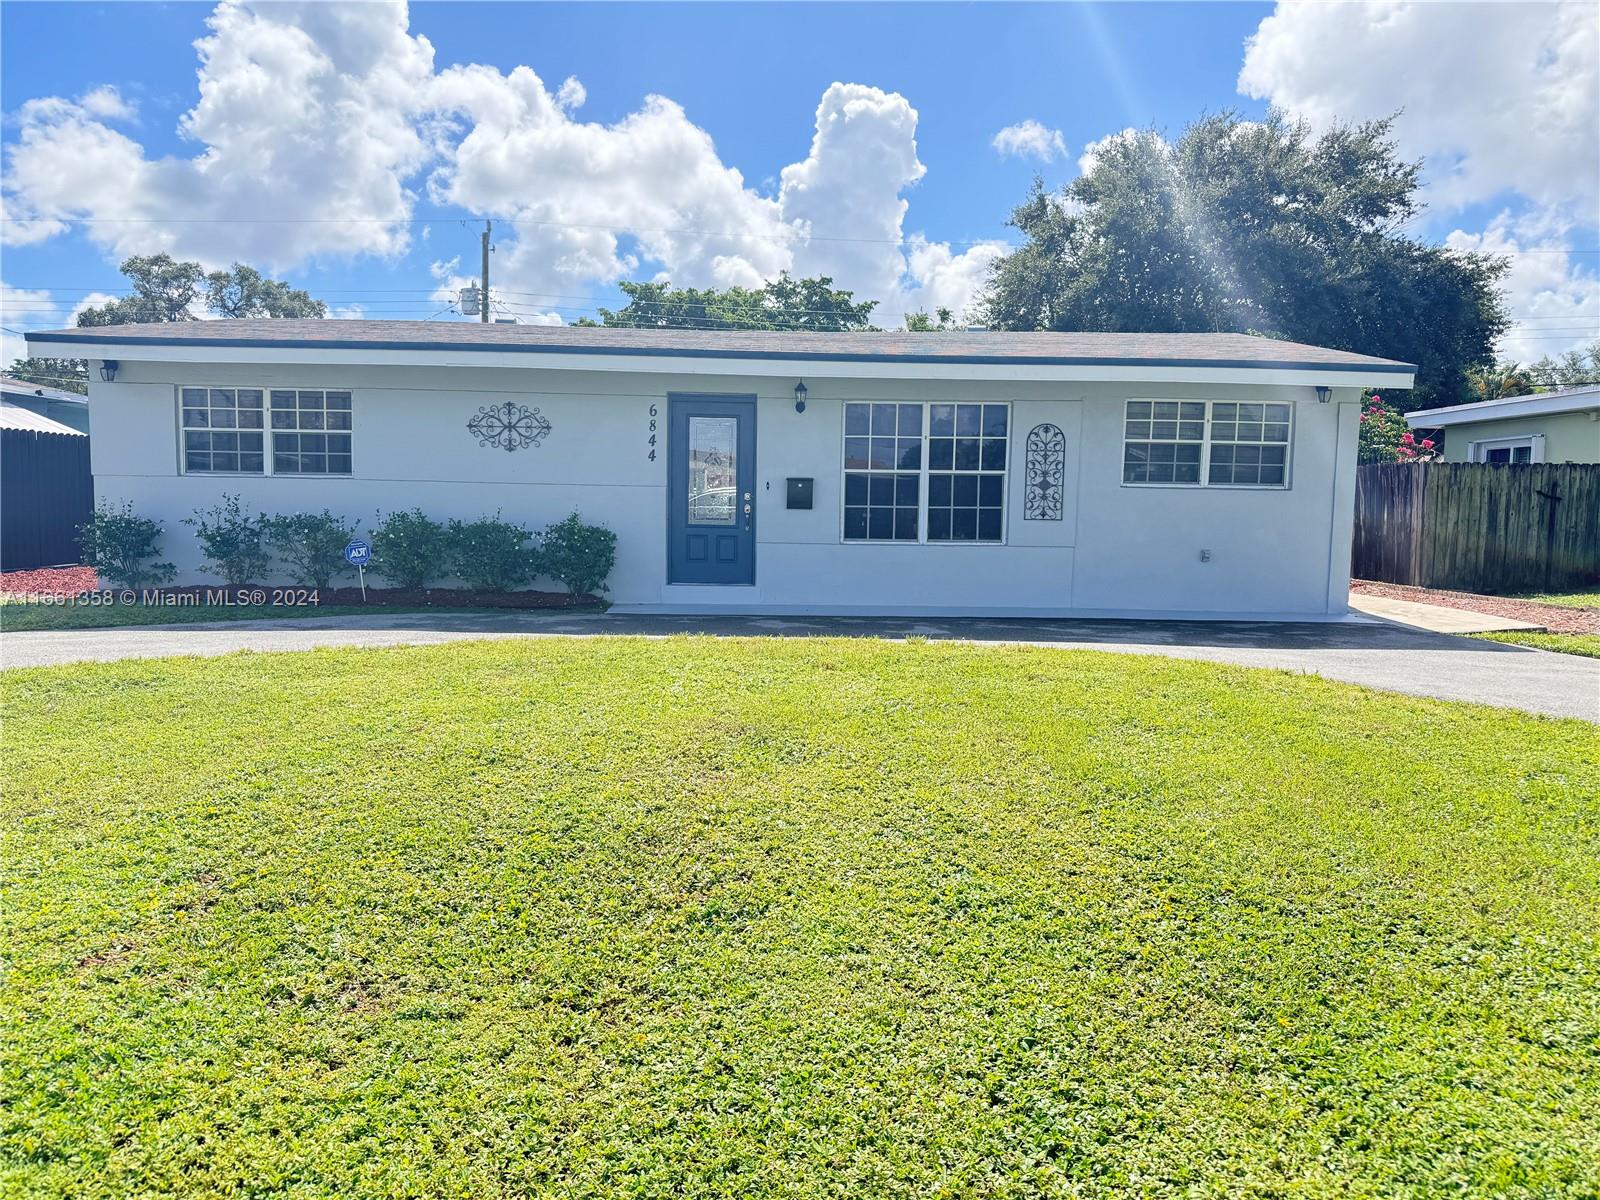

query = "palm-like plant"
[{"left": 1466, "top": 362, "right": 1534, "bottom": 403}]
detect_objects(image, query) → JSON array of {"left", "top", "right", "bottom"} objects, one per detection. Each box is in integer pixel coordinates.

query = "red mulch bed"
[
  {"left": 0, "top": 567, "right": 593, "bottom": 609},
  {"left": 1351, "top": 580, "right": 1600, "bottom": 635},
  {"left": 0, "top": 566, "right": 99, "bottom": 597}
]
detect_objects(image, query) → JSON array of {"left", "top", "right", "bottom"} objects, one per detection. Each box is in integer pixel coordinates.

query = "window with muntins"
[
  {"left": 1123, "top": 399, "right": 1292, "bottom": 488},
  {"left": 181, "top": 387, "right": 265, "bottom": 474},
  {"left": 270, "top": 390, "right": 353, "bottom": 475},
  {"left": 842, "top": 401, "right": 1009, "bottom": 542},
  {"left": 844, "top": 402, "right": 922, "bottom": 540},
  {"left": 927, "top": 403, "right": 1008, "bottom": 541},
  {"left": 181, "top": 387, "right": 353, "bottom": 476},
  {"left": 1207, "top": 402, "right": 1290, "bottom": 486}
]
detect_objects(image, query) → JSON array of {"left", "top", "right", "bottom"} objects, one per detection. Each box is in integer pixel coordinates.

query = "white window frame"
[
  {"left": 176, "top": 385, "right": 354, "bottom": 477},
  {"left": 1120, "top": 398, "right": 1295, "bottom": 490},
  {"left": 839, "top": 400, "right": 1012, "bottom": 546},
  {"left": 1467, "top": 434, "right": 1543, "bottom": 464}
]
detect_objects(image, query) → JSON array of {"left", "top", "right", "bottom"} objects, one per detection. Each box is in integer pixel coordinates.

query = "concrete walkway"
[
  {"left": 1348, "top": 592, "right": 1547, "bottom": 634},
  {"left": 3, "top": 611, "right": 1596, "bottom": 721}
]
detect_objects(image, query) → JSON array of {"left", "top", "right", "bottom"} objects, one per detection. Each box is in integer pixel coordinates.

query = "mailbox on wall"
[{"left": 786, "top": 477, "right": 813, "bottom": 510}]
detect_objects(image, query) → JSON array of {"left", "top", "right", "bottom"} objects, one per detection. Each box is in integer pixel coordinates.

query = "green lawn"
[
  {"left": 1473, "top": 631, "right": 1600, "bottom": 658},
  {"left": 1511, "top": 589, "right": 1600, "bottom": 609},
  {"left": 4, "top": 638, "right": 1597, "bottom": 1198}
]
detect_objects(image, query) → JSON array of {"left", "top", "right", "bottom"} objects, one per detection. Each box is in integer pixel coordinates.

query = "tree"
[
  {"left": 1528, "top": 339, "right": 1600, "bottom": 389},
  {"left": 1464, "top": 361, "right": 1534, "bottom": 404},
  {"left": 75, "top": 255, "right": 325, "bottom": 326},
  {"left": 981, "top": 112, "right": 1511, "bottom": 411},
  {"left": 5, "top": 356, "right": 88, "bottom": 394},
  {"left": 205, "top": 263, "right": 326, "bottom": 318},
  {"left": 76, "top": 254, "right": 205, "bottom": 325},
  {"left": 595, "top": 273, "right": 877, "bottom": 331},
  {"left": 904, "top": 307, "right": 956, "bottom": 331}
]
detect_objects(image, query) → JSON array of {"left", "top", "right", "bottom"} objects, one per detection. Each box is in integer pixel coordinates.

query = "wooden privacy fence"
[{"left": 1353, "top": 462, "right": 1600, "bottom": 594}]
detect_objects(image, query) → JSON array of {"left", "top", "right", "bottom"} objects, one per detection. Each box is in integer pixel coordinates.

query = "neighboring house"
[
  {"left": 25, "top": 321, "right": 1414, "bottom": 618},
  {"left": 1, "top": 401, "right": 93, "bottom": 570},
  {"left": 1405, "top": 385, "right": 1600, "bottom": 464},
  {"left": 0, "top": 373, "right": 89, "bottom": 434}
]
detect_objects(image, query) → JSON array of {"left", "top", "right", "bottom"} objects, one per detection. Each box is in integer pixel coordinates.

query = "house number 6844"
[{"left": 647, "top": 403, "right": 658, "bottom": 461}]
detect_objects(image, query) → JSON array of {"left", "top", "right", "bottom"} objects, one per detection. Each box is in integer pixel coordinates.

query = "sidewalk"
[{"left": 1347, "top": 593, "right": 1547, "bottom": 634}]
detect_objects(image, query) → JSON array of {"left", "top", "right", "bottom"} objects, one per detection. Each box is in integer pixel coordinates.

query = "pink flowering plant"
[{"left": 1358, "top": 394, "right": 1438, "bottom": 464}]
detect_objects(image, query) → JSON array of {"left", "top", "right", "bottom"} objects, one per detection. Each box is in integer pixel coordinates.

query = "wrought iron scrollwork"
[
  {"left": 467, "top": 401, "right": 552, "bottom": 452},
  {"left": 1024, "top": 423, "right": 1066, "bottom": 520}
]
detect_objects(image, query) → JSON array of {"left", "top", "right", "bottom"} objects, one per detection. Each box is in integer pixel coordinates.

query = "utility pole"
[{"left": 479, "top": 219, "right": 492, "bottom": 322}]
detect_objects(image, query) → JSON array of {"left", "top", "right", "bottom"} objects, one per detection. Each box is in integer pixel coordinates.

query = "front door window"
[{"left": 687, "top": 416, "right": 738, "bottom": 525}]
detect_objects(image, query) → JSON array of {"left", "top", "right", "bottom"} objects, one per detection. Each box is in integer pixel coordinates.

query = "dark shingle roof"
[{"left": 30, "top": 320, "right": 1416, "bottom": 373}]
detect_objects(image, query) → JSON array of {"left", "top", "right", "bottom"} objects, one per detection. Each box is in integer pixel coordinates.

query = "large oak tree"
[{"left": 980, "top": 112, "right": 1510, "bottom": 410}]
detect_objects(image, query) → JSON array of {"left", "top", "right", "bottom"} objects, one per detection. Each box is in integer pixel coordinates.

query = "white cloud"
[
  {"left": 1, "top": 281, "right": 58, "bottom": 365},
  {"left": 4, "top": 1, "right": 434, "bottom": 267},
  {"left": 68, "top": 292, "right": 120, "bottom": 325},
  {"left": 1446, "top": 213, "right": 1600, "bottom": 363},
  {"left": 1239, "top": 0, "right": 1599, "bottom": 214},
  {"left": 3, "top": 4, "right": 1005, "bottom": 326},
  {"left": 991, "top": 120, "right": 1066, "bottom": 162},
  {"left": 77, "top": 85, "right": 136, "bottom": 121}
]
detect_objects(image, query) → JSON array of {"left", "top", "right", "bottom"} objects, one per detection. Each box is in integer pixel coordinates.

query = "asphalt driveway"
[{"left": 3, "top": 611, "right": 1596, "bottom": 721}]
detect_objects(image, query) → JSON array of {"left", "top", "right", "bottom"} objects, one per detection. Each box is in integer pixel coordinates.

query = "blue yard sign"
[{"left": 344, "top": 538, "right": 372, "bottom": 600}]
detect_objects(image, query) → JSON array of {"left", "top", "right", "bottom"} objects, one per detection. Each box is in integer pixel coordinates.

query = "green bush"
[
  {"left": 263, "top": 510, "right": 355, "bottom": 589},
  {"left": 446, "top": 515, "right": 534, "bottom": 592},
  {"left": 371, "top": 509, "right": 450, "bottom": 591},
  {"left": 77, "top": 502, "right": 175, "bottom": 589},
  {"left": 184, "top": 496, "right": 268, "bottom": 586},
  {"left": 537, "top": 512, "right": 617, "bottom": 598}
]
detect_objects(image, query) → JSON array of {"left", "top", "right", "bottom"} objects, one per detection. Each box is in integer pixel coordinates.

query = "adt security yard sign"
[{"left": 345, "top": 539, "right": 372, "bottom": 599}]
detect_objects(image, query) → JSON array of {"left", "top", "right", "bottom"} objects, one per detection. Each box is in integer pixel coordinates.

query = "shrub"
[
  {"left": 371, "top": 509, "right": 450, "bottom": 591},
  {"left": 537, "top": 512, "right": 617, "bottom": 599},
  {"left": 1359, "top": 393, "right": 1439, "bottom": 464},
  {"left": 184, "top": 495, "right": 269, "bottom": 586},
  {"left": 77, "top": 502, "right": 175, "bottom": 589},
  {"left": 263, "top": 510, "right": 355, "bottom": 589},
  {"left": 446, "top": 515, "right": 534, "bottom": 592}
]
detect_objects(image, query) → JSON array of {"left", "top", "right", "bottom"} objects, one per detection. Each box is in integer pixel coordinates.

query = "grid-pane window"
[
  {"left": 1208, "top": 402, "right": 1290, "bottom": 486},
  {"left": 271, "top": 390, "right": 353, "bottom": 475},
  {"left": 1123, "top": 400, "right": 1204, "bottom": 484},
  {"left": 181, "top": 387, "right": 265, "bottom": 473},
  {"left": 843, "top": 402, "right": 921, "bottom": 540},
  {"left": 927, "top": 403, "right": 1007, "bottom": 541}
]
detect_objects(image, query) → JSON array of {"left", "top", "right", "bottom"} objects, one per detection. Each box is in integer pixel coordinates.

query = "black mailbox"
[{"left": 786, "top": 477, "right": 814, "bottom": 509}]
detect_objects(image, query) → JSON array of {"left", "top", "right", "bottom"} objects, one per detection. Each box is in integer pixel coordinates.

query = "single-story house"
[
  {"left": 24, "top": 321, "right": 1414, "bottom": 618},
  {"left": 1405, "top": 385, "right": 1600, "bottom": 463},
  {"left": 0, "top": 373, "right": 90, "bottom": 433},
  {"left": 1, "top": 401, "right": 93, "bottom": 570}
]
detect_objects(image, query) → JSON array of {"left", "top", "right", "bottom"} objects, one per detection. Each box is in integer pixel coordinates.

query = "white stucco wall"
[{"left": 85, "top": 359, "right": 1363, "bottom": 618}]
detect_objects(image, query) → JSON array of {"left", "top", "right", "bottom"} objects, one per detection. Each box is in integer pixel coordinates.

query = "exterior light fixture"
[
  {"left": 794, "top": 380, "right": 808, "bottom": 413},
  {"left": 99, "top": 360, "right": 119, "bottom": 382},
  {"left": 1315, "top": 385, "right": 1331, "bottom": 403}
]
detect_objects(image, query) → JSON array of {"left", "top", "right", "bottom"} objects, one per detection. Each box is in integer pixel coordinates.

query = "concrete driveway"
[{"left": 3, "top": 610, "right": 1596, "bottom": 721}]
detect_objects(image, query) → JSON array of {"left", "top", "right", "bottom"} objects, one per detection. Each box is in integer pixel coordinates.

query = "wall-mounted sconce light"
[
  {"left": 793, "top": 380, "right": 808, "bottom": 413},
  {"left": 99, "top": 360, "right": 120, "bottom": 382},
  {"left": 1315, "top": 385, "right": 1331, "bottom": 403}
]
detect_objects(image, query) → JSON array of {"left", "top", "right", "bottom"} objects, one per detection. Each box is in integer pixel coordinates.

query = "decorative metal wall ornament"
[
  {"left": 1024, "top": 423, "right": 1067, "bottom": 520},
  {"left": 467, "top": 401, "right": 552, "bottom": 452}
]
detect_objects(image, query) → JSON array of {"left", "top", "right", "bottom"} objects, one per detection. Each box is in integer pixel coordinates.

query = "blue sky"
[{"left": 3, "top": 2, "right": 1596, "bottom": 363}]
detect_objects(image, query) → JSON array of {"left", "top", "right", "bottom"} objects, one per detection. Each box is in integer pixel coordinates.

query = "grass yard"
[
  {"left": 1512, "top": 589, "right": 1600, "bottom": 610},
  {"left": 3, "top": 638, "right": 1598, "bottom": 1198},
  {"left": 1473, "top": 631, "right": 1600, "bottom": 659}
]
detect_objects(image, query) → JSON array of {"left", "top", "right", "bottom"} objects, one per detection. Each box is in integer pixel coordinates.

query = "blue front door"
[{"left": 667, "top": 395, "right": 756, "bottom": 585}]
